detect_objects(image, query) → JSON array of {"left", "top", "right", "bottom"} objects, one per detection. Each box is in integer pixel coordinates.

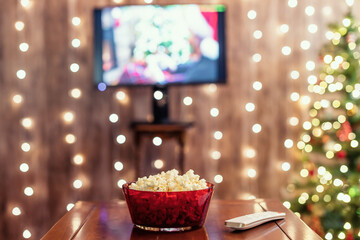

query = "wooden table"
[{"left": 41, "top": 199, "right": 322, "bottom": 240}]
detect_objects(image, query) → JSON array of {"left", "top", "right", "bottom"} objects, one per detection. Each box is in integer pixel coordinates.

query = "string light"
[
  {"left": 247, "top": 169, "right": 257, "bottom": 178},
  {"left": 211, "top": 150, "right": 221, "bottom": 160},
  {"left": 281, "top": 46, "right": 292, "bottom": 55},
  {"left": 279, "top": 24, "right": 289, "bottom": 34},
  {"left": 70, "top": 63, "right": 79, "bottom": 72},
  {"left": 69, "top": 88, "right": 82, "bottom": 99},
  {"left": 144, "top": 0, "right": 153, "bottom": 4},
  {"left": 153, "top": 91, "right": 163, "bottom": 100},
  {"left": 253, "top": 30, "right": 262, "bottom": 39},
  {"left": 183, "top": 96, "right": 193, "bottom": 106},
  {"left": 23, "top": 229, "right": 31, "bottom": 239},
  {"left": 152, "top": 137, "right": 162, "bottom": 146},
  {"left": 73, "top": 154, "right": 84, "bottom": 165},
  {"left": 12, "top": 207, "right": 21, "bottom": 216},
  {"left": 245, "top": 102, "right": 255, "bottom": 112},
  {"left": 322, "top": 6, "right": 333, "bottom": 16},
  {"left": 73, "top": 179, "right": 83, "bottom": 189},
  {"left": 21, "top": 117, "right": 33, "bottom": 129},
  {"left": 306, "top": 61, "right": 316, "bottom": 71},
  {"left": 154, "top": 159, "right": 164, "bottom": 169},
  {"left": 21, "top": 142, "right": 31, "bottom": 152},
  {"left": 252, "top": 53, "right": 262, "bottom": 62},
  {"left": 210, "top": 108, "right": 219, "bottom": 117},
  {"left": 300, "top": 40, "right": 311, "bottom": 50},
  {"left": 65, "top": 134, "right": 76, "bottom": 144},
  {"left": 247, "top": 10, "right": 257, "bottom": 20},
  {"left": 253, "top": 81, "right": 262, "bottom": 90},
  {"left": 290, "top": 92, "right": 300, "bottom": 101},
  {"left": 71, "top": 17, "right": 81, "bottom": 26},
  {"left": 252, "top": 123, "right": 262, "bottom": 133},
  {"left": 116, "top": 135, "right": 126, "bottom": 144},
  {"left": 19, "top": 163, "right": 29, "bottom": 172},
  {"left": 66, "top": 203, "right": 75, "bottom": 211},
  {"left": 288, "top": 0, "right": 297, "bottom": 8},
  {"left": 282, "top": 162, "right": 291, "bottom": 171},
  {"left": 283, "top": 201, "right": 291, "bottom": 209},
  {"left": 289, "top": 117, "right": 299, "bottom": 126},
  {"left": 19, "top": 43, "right": 29, "bottom": 52},
  {"left": 214, "top": 131, "right": 223, "bottom": 140},
  {"left": 24, "top": 187, "right": 34, "bottom": 196},
  {"left": 12, "top": 94, "right": 23, "bottom": 104},
  {"left": 214, "top": 174, "right": 223, "bottom": 183},
  {"left": 114, "top": 161, "right": 124, "bottom": 171},
  {"left": 71, "top": 38, "right": 81, "bottom": 48},
  {"left": 16, "top": 70, "right": 26, "bottom": 79},
  {"left": 109, "top": 113, "right": 119, "bottom": 123},
  {"left": 63, "top": 112, "right": 74, "bottom": 123},
  {"left": 117, "top": 179, "right": 127, "bottom": 188},
  {"left": 284, "top": 139, "right": 293, "bottom": 148},
  {"left": 15, "top": 21, "right": 25, "bottom": 31},
  {"left": 305, "top": 6, "right": 315, "bottom": 16},
  {"left": 116, "top": 91, "right": 126, "bottom": 101},
  {"left": 20, "top": 0, "right": 31, "bottom": 8},
  {"left": 290, "top": 71, "right": 299, "bottom": 80},
  {"left": 308, "top": 24, "right": 318, "bottom": 34},
  {"left": 243, "top": 147, "right": 256, "bottom": 158}
]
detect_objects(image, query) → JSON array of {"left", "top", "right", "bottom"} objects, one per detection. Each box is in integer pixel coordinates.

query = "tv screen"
[{"left": 94, "top": 4, "right": 226, "bottom": 88}]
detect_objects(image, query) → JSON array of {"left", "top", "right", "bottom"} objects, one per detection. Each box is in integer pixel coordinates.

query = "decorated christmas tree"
[{"left": 288, "top": 10, "right": 360, "bottom": 240}]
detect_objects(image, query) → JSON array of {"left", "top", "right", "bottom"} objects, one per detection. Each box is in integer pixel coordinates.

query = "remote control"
[{"left": 225, "top": 211, "right": 286, "bottom": 230}]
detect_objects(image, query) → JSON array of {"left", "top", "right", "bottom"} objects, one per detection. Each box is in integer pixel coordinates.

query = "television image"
[{"left": 94, "top": 4, "right": 226, "bottom": 88}]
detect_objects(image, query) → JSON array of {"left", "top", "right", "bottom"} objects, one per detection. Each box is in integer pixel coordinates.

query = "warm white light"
[
  {"left": 288, "top": 0, "right": 297, "bottom": 8},
  {"left": 19, "top": 43, "right": 29, "bottom": 52},
  {"left": 340, "top": 165, "right": 348, "bottom": 173},
  {"left": 114, "top": 161, "right": 124, "bottom": 171},
  {"left": 20, "top": 163, "right": 29, "bottom": 172},
  {"left": 245, "top": 103, "right": 255, "bottom": 112},
  {"left": 71, "top": 38, "right": 81, "bottom": 48},
  {"left": 253, "top": 30, "right": 262, "bottom": 39},
  {"left": 344, "top": 222, "right": 351, "bottom": 230},
  {"left": 305, "top": 6, "right": 315, "bottom": 16},
  {"left": 117, "top": 179, "right": 127, "bottom": 188},
  {"left": 73, "top": 179, "right": 83, "bottom": 189},
  {"left": 214, "top": 131, "right": 223, "bottom": 140},
  {"left": 70, "top": 63, "right": 80, "bottom": 72},
  {"left": 210, "top": 108, "right": 219, "bottom": 117},
  {"left": 70, "top": 88, "right": 82, "bottom": 98},
  {"left": 116, "top": 135, "right": 126, "bottom": 144},
  {"left": 252, "top": 123, "right": 262, "bottom": 133},
  {"left": 20, "top": 0, "right": 31, "bottom": 8},
  {"left": 283, "top": 201, "right": 291, "bottom": 209},
  {"left": 207, "top": 84, "right": 217, "bottom": 93},
  {"left": 211, "top": 150, "right": 221, "bottom": 160},
  {"left": 144, "top": 0, "right": 153, "bottom": 4},
  {"left": 63, "top": 112, "right": 74, "bottom": 123},
  {"left": 73, "top": 154, "right": 84, "bottom": 165},
  {"left": 154, "top": 159, "right": 164, "bottom": 169},
  {"left": 23, "top": 230, "right": 31, "bottom": 239},
  {"left": 72, "top": 17, "right": 81, "bottom": 26},
  {"left": 116, "top": 91, "right": 126, "bottom": 101},
  {"left": 306, "top": 61, "right": 315, "bottom": 71},
  {"left": 346, "top": 0, "right": 354, "bottom": 6},
  {"left": 284, "top": 139, "right": 294, "bottom": 148},
  {"left": 300, "top": 169, "right": 309, "bottom": 177},
  {"left": 252, "top": 53, "right": 262, "bottom": 62},
  {"left": 290, "top": 92, "right": 299, "bottom": 101},
  {"left": 17, "top": 70, "right": 26, "bottom": 79},
  {"left": 183, "top": 96, "right": 193, "bottom": 106},
  {"left": 109, "top": 113, "right": 119, "bottom": 123},
  {"left": 300, "top": 95, "right": 311, "bottom": 105},
  {"left": 281, "top": 46, "right": 292, "bottom": 55},
  {"left": 65, "top": 134, "right": 76, "bottom": 144},
  {"left": 244, "top": 148, "right": 256, "bottom": 158},
  {"left": 338, "top": 232, "right": 346, "bottom": 239},
  {"left": 308, "top": 24, "right": 318, "bottom": 34},
  {"left": 21, "top": 117, "right": 33, "bottom": 129},
  {"left": 324, "top": 232, "right": 333, "bottom": 240},
  {"left": 247, "top": 10, "right": 257, "bottom": 20},
  {"left": 24, "top": 187, "right": 34, "bottom": 196},
  {"left": 21, "top": 142, "right": 31, "bottom": 152},
  {"left": 282, "top": 162, "right": 291, "bottom": 171},
  {"left": 15, "top": 21, "right": 25, "bottom": 31},
  {"left": 303, "top": 121, "right": 312, "bottom": 130},
  {"left": 279, "top": 24, "right": 289, "bottom": 34},
  {"left": 253, "top": 81, "right": 262, "bottom": 90},
  {"left": 153, "top": 137, "right": 162, "bottom": 146},
  {"left": 12, "top": 94, "right": 23, "bottom": 104},
  {"left": 12, "top": 207, "right": 21, "bottom": 216},
  {"left": 289, "top": 117, "right": 299, "bottom": 126},
  {"left": 153, "top": 90, "right": 163, "bottom": 100},
  {"left": 290, "top": 71, "right": 299, "bottom": 80},
  {"left": 214, "top": 174, "right": 223, "bottom": 183},
  {"left": 247, "top": 169, "right": 257, "bottom": 178},
  {"left": 66, "top": 203, "right": 75, "bottom": 211},
  {"left": 300, "top": 40, "right": 311, "bottom": 50}
]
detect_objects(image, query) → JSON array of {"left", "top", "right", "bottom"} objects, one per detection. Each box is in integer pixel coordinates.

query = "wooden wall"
[{"left": 0, "top": 0, "right": 354, "bottom": 238}]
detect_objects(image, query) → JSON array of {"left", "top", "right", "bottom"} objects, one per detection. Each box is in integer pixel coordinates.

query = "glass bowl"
[{"left": 122, "top": 182, "right": 214, "bottom": 232}]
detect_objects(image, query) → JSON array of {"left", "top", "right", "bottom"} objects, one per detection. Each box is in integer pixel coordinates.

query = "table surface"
[{"left": 41, "top": 199, "right": 322, "bottom": 240}]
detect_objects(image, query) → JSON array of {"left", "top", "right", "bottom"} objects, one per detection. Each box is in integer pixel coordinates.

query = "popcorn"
[{"left": 129, "top": 169, "right": 208, "bottom": 192}]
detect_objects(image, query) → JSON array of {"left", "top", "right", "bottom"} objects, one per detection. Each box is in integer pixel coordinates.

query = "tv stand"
[
  {"left": 131, "top": 121, "right": 193, "bottom": 177},
  {"left": 152, "top": 86, "right": 169, "bottom": 123}
]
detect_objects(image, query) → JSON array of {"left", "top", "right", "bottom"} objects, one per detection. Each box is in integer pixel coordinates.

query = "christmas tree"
[{"left": 288, "top": 10, "right": 360, "bottom": 240}]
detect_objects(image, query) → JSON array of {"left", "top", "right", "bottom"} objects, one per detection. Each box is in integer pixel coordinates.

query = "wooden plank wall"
[{"left": 0, "top": 0, "right": 354, "bottom": 238}]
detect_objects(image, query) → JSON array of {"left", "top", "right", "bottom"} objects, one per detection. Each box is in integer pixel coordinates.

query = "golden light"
[
  {"left": 71, "top": 38, "right": 81, "bottom": 48},
  {"left": 243, "top": 147, "right": 256, "bottom": 158},
  {"left": 211, "top": 150, "right": 221, "bottom": 160},
  {"left": 63, "top": 112, "right": 74, "bottom": 123},
  {"left": 12, "top": 207, "right": 21, "bottom": 216},
  {"left": 65, "top": 134, "right": 76, "bottom": 144},
  {"left": 19, "top": 43, "right": 29, "bottom": 52},
  {"left": 69, "top": 88, "right": 82, "bottom": 99},
  {"left": 73, "top": 179, "right": 83, "bottom": 189},
  {"left": 73, "top": 154, "right": 84, "bottom": 165},
  {"left": 15, "top": 21, "right": 25, "bottom": 31},
  {"left": 183, "top": 96, "right": 193, "bottom": 106},
  {"left": 247, "top": 169, "right": 257, "bottom": 178},
  {"left": 247, "top": 10, "right": 257, "bottom": 20},
  {"left": 114, "top": 161, "right": 124, "bottom": 171},
  {"left": 116, "top": 134, "right": 126, "bottom": 144},
  {"left": 21, "top": 117, "right": 33, "bottom": 129},
  {"left": 289, "top": 117, "right": 299, "bottom": 126},
  {"left": 19, "top": 163, "right": 29, "bottom": 172},
  {"left": 207, "top": 84, "right": 217, "bottom": 93},
  {"left": 72, "top": 17, "right": 81, "bottom": 26},
  {"left": 154, "top": 159, "right": 164, "bottom": 169},
  {"left": 214, "top": 174, "right": 223, "bottom": 183}
]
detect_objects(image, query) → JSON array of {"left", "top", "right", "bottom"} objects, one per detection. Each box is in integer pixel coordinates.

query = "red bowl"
[{"left": 122, "top": 182, "right": 214, "bottom": 232}]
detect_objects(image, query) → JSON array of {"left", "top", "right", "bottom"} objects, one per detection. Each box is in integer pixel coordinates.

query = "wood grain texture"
[
  {"left": 0, "top": 0, "right": 356, "bottom": 238},
  {"left": 41, "top": 199, "right": 322, "bottom": 240}
]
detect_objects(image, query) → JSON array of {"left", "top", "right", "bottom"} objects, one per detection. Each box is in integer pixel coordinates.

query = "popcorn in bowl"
[
  {"left": 129, "top": 169, "right": 208, "bottom": 192},
  {"left": 122, "top": 169, "right": 214, "bottom": 232}
]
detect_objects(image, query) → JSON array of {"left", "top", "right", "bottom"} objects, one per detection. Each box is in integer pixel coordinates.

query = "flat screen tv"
[{"left": 93, "top": 4, "right": 226, "bottom": 89}]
